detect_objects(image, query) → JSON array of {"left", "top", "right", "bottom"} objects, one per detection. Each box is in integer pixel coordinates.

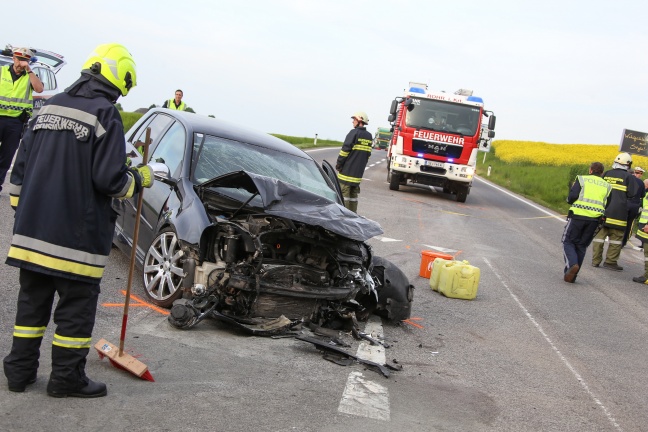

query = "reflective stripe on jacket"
[
  {"left": 336, "top": 126, "right": 373, "bottom": 185},
  {"left": 602, "top": 168, "right": 636, "bottom": 229},
  {"left": 0, "top": 65, "right": 33, "bottom": 118},
  {"left": 569, "top": 175, "right": 611, "bottom": 218},
  {"left": 6, "top": 88, "right": 139, "bottom": 284}
]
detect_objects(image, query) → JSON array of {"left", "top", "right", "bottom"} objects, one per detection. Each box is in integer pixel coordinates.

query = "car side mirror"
[
  {"left": 149, "top": 161, "right": 171, "bottom": 180},
  {"left": 389, "top": 100, "right": 398, "bottom": 116},
  {"left": 488, "top": 130, "right": 495, "bottom": 138},
  {"left": 387, "top": 114, "right": 395, "bottom": 122},
  {"left": 488, "top": 115, "right": 496, "bottom": 130}
]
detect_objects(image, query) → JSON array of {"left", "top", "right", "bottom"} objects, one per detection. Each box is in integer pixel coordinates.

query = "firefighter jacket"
[
  {"left": 0, "top": 65, "right": 33, "bottom": 118},
  {"left": 567, "top": 175, "right": 611, "bottom": 220},
  {"left": 336, "top": 126, "right": 373, "bottom": 186},
  {"left": 636, "top": 194, "right": 648, "bottom": 243},
  {"left": 165, "top": 99, "right": 186, "bottom": 111},
  {"left": 601, "top": 168, "right": 637, "bottom": 230},
  {"left": 5, "top": 75, "right": 142, "bottom": 284}
]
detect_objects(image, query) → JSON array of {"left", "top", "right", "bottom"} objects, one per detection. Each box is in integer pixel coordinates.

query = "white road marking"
[
  {"left": 375, "top": 236, "right": 403, "bottom": 243},
  {"left": 483, "top": 257, "right": 623, "bottom": 432},
  {"left": 338, "top": 316, "right": 391, "bottom": 421},
  {"left": 421, "top": 244, "right": 458, "bottom": 254},
  {"left": 474, "top": 176, "right": 565, "bottom": 222}
]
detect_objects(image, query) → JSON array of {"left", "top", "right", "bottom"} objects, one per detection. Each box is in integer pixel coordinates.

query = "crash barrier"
[
  {"left": 419, "top": 250, "right": 454, "bottom": 278},
  {"left": 432, "top": 259, "right": 480, "bottom": 300}
]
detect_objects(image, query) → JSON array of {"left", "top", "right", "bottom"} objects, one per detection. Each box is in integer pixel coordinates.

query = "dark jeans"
[
  {"left": 562, "top": 217, "right": 599, "bottom": 273},
  {"left": 0, "top": 115, "right": 25, "bottom": 191}
]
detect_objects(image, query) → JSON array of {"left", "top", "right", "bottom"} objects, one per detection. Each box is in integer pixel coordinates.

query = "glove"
[
  {"left": 125, "top": 157, "right": 132, "bottom": 168},
  {"left": 134, "top": 164, "right": 154, "bottom": 188}
]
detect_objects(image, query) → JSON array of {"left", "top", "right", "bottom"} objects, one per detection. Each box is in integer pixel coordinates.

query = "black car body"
[{"left": 113, "top": 109, "right": 413, "bottom": 334}]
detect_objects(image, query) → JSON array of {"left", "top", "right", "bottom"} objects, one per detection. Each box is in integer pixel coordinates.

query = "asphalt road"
[{"left": 1, "top": 147, "right": 647, "bottom": 432}]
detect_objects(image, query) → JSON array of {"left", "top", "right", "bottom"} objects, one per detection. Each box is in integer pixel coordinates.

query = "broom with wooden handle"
[{"left": 95, "top": 127, "right": 154, "bottom": 382}]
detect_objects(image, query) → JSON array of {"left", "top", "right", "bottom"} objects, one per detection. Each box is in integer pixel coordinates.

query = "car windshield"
[
  {"left": 405, "top": 98, "right": 481, "bottom": 137},
  {"left": 192, "top": 133, "right": 338, "bottom": 202}
]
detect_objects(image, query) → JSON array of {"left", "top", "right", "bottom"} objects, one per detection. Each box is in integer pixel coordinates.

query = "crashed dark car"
[{"left": 113, "top": 109, "right": 413, "bottom": 334}]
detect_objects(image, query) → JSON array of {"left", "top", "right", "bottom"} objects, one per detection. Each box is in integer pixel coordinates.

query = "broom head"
[{"left": 95, "top": 338, "right": 155, "bottom": 382}]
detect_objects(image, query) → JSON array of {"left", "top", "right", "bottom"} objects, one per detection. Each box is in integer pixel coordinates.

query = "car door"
[
  {"left": 321, "top": 160, "right": 345, "bottom": 204},
  {"left": 118, "top": 113, "right": 177, "bottom": 262}
]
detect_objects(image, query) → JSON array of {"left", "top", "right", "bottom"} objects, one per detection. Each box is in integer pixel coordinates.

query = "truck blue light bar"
[
  {"left": 409, "top": 87, "right": 425, "bottom": 94},
  {"left": 467, "top": 96, "right": 483, "bottom": 104}
]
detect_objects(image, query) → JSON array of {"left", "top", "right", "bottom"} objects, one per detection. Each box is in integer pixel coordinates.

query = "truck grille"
[
  {"left": 412, "top": 139, "right": 463, "bottom": 158},
  {"left": 420, "top": 166, "right": 446, "bottom": 175}
]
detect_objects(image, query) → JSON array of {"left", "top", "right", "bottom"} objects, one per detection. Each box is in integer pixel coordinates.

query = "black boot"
[{"left": 47, "top": 377, "right": 107, "bottom": 398}]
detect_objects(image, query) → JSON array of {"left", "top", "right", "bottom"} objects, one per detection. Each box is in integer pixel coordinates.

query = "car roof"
[{"left": 148, "top": 108, "right": 309, "bottom": 158}]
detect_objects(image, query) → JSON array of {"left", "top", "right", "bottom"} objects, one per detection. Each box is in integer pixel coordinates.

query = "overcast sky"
[{"left": 8, "top": 0, "right": 647, "bottom": 144}]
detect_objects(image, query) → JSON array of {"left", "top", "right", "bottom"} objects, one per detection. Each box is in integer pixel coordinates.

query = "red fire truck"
[{"left": 386, "top": 82, "right": 496, "bottom": 203}]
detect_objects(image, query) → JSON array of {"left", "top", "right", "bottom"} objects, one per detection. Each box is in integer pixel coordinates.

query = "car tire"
[
  {"left": 389, "top": 171, "right": 400, "bottom": 191},
  {"left": 142, "top": 228, "right": 185, "bottom": 307}
]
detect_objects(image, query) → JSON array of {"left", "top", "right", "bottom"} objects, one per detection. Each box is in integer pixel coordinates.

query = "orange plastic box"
[{"left": 419, "top": 250, "right": 453, "bottom": 278}]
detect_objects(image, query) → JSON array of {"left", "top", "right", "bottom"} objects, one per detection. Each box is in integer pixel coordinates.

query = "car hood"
[{"left": 197, "top": 171, "right": 383, "bottom": 242}]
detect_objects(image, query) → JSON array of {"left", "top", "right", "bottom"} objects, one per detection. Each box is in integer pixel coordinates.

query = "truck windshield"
[{"left": 405, "top": 98, "right": 481, "bottom": 137}]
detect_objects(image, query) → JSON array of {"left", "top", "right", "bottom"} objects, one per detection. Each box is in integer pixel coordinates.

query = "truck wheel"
[
  {"left": 389, "top": 171, "right": 401, "bottom": 191},
  {"left": 456, "top": 186, "right": 469, "bottom": 203}
]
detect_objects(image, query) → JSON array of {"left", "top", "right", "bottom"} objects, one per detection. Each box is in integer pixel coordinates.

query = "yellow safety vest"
[
  {"left": 167, "top": 99, "right": 186, "bottom": 111},
  {"left": 637, "top": 195, "right": 648, "bottom": 241},
  {"left": 0, "top": 65, "right": 33, "bottom": 118},
  {"left": 569, "top": 175, "right": 611, "bottom": 218}
]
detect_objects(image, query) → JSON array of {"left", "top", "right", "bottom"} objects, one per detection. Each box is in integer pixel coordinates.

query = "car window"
[
  {"left": 150, "top": 122, "right": 187, "bottom": 179},
  {"left": 128, "top": 113, "right": 174, "bottom": 157},
  {"left": 192, "top": 134, "right": 337, "bottom": 202},
  {"left": 33, "top": 67, "right": 56, "bottom": 91}
]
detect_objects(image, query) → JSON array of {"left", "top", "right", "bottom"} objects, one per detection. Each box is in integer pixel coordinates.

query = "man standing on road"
[
  {"left": 3, "top": 43, "right": 153, "bottom": 398},
  {"left": 562, "top": 162, "right": 611, "bottom": 283},
  {"left": 622, "top": 166, "right": 646, "bottom": 248},
  {"left": 162, "top": 89, "right": 186, "bottom": 111},
  {"left": 633, "top": 179, "right": 648, "bottom": 284},
  {"left": 591, "top": 152, "right": 638, "bottom": 271},
  {"left": 336, "top": 111, "right": 373, "bottom": 213},
  {"left": 0, "top": 47, "right": 43, "bottom": 192}
]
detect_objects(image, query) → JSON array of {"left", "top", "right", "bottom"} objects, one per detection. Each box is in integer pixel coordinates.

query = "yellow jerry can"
[
  {"left": 429, "top": 257, "right": 453, "bottom": 291},
  {"left": 438, "top": 261, "right": 480, "bottom": 300}
]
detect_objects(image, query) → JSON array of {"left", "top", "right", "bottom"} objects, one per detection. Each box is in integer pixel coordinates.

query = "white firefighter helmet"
[
  {"left": 614, "top": 152, "right": 632, "bottom": 166},
  {"left": 351, "top": 111, "right": 369, "bottom": 125}
]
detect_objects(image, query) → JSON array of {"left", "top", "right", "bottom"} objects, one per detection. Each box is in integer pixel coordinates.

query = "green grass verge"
[{"left": 477, "top": 152, "right": 588, "bottom": 216}]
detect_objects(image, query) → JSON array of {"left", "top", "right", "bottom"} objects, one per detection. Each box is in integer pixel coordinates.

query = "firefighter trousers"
[
  {"left": 3, "top": 269, "right": 100, "bottom": 389},
  {"left": 341, "top": 183, "right": 360, "bottom": 213},
  {"left": 591, "top": 226, "right": 624, "bottom": 266}
]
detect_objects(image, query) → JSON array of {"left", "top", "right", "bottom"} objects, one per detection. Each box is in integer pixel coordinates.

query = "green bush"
[
  {"left": 477, "top": 151, "right": 589, "bottom": 215},
  {"left": 120, "top": 112, "right": 144, "bottom": 133}
]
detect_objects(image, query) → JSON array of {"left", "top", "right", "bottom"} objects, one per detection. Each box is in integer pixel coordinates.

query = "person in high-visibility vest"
[
  {"left": 562, "top": 162, "right": 612, "bottom": 283},
  {"left": 162, "top": 89, "right": 187, "bottom": 111},
  {"left": 632, "top": 178, "right": 648, "bottom": 284},
  {"left": 0, "top": 47, "right": 43, "bottom": 192}
]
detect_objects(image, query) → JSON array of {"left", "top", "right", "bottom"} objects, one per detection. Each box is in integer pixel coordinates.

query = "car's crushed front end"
[{"left": 167, "top": 171, "right": 412, "bottom": 334}]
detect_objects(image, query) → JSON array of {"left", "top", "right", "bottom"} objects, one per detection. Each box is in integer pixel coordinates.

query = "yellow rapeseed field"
[{"left": 493, "top": 140, "right": 648, "bottom": 169}]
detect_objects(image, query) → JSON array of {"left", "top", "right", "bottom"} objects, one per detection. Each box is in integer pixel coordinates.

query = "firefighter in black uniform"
[
  {"left": 591, "top": 152, "right": 638, "bottom": 271},
  {"left": 336, "top": 111, "right": 372, "bottom": 213},
  {"left": 3, "top": 43, "right": 153, "bottom": 398}
]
